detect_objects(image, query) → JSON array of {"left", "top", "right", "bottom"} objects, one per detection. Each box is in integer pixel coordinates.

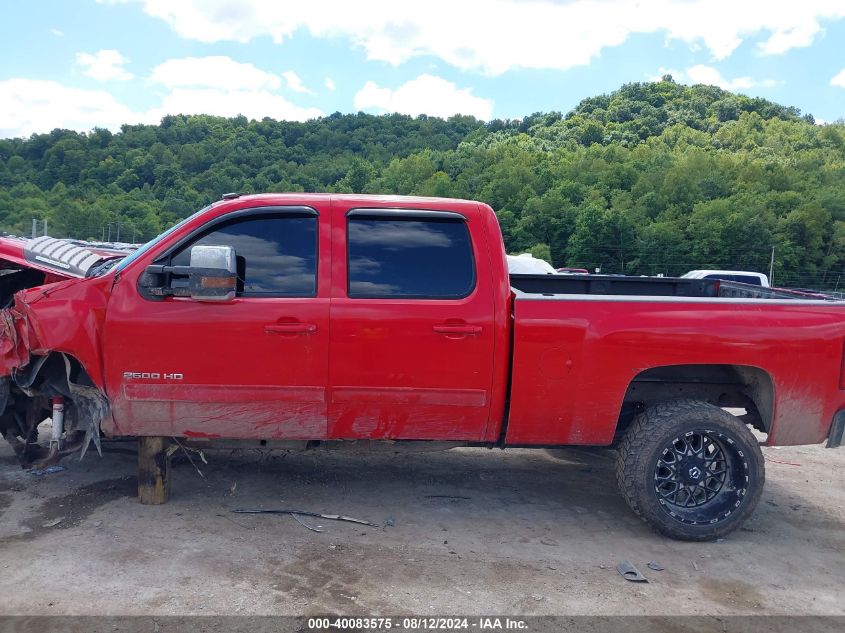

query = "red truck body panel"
[
  {"left": 1, "top": 194, "right": 843, "bottom": 449},
  {"left": 326, "top": 196, "right": 509, "bottom": 441},
  {"left": 95, "top": 194, "right": 512, "bottom": 442},
  {"left": 508, "top": 296, "right": 845, "bottom": 447}
]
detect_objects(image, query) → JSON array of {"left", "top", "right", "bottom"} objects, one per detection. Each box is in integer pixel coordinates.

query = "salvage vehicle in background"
[
  {"left": 506, "top": 252, "right": 557, "bottom": 274},
  {"left": 682, "top": 269, "right": 770, "bottom": 287},
  {"left": 1, "top": 193, "right": 843, "bottom": 541}
]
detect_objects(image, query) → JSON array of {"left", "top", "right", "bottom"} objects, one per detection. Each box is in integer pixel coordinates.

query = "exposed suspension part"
[
  {"left": 44, "top": 396, "right": 65, "bottom": 464},
  {"left": 0, "top": 354, "right": 109, "bottom": 469}
]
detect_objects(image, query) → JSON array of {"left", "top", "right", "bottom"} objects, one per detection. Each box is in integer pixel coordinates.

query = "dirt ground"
[{"left": 0, "top": 435, "right": 843, "bottom": 616}]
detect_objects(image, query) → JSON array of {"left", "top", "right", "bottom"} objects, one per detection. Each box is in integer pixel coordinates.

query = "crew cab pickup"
[{"left": 1, "top": 194, "right": 843, "bottom": 540}]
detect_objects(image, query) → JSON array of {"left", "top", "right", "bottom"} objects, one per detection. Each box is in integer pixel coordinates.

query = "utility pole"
[
  {"left": 116, "top": 223, "right": 120, "bottom": 242},
  {"left": 769, "top": 247, "right": 775, "bottom": 286},
  {"left": 31, "top": 219, "right": 37, "bottom": 238},
  {"left": 43, "top": 218, "right": 47, "bottom": 237},
  {"left": 107, "top": 223, "right": 111, "bottom": 242}
]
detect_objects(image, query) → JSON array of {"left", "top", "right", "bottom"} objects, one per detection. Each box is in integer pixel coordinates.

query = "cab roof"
[{"left": 213, "top": 192, "right": 484, "bottom": 212}]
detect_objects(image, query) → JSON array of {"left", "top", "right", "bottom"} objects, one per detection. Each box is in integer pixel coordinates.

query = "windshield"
[{"left": 111, "top": 204, "right": 212, "bottom": 274}]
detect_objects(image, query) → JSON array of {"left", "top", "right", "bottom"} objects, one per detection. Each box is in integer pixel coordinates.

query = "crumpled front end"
[
  {"left": 0, "top": 284, "right": 111, "bottom": 469},
  {"left": 0, "top": 298, "right": 40, "bottom": 377}
]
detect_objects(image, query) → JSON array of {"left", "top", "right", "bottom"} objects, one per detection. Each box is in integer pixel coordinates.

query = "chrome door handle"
[
  {"left": 265, "top": 323, "right": 317, "bottom": 334},
  {"left": 433, "top": 324, "right": 482, "bottom": 335}
]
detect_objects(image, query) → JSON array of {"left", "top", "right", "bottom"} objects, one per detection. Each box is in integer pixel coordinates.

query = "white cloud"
[
  {"left": 76, "top": 49, "right": 133, "bottom": 81},
  {"left": 831, "top": 69, "right": 845, "bottom": 87},
  {"left": 325, "top": 77, "right": 336, "bottom": 91},
  {"left": 104, "top": 0, "right": 845, "bottom": 75},
  {"left": 0, "top": 79, "right": 137, "bottom": 137},
  {"left": 146, "top": 87, "right": 322, "bottom": 122},
  {"left": 756, "top": 22, "right": 823, "bottom": 55},
  {"left": 150, "top": 55, "right": 280, "bottom": 90},
  {"left": 686, "top": 65, "right": 752, "bottom": 90},
  {"left": 354, "top": 74, "right": 493, "bottom": 120},
  {"left": 49, "top": 28, "right": 63, "bottom": 37},
  {"left": 647, "top": 66, "right": 781, "bottom": 91},
  {"left": 685, "top": 65, "right": 778, "bottom": 91},
  {"left": 146, "top": 56, "right": 322, "bottom": 121},
  {"left": 0, "top": 56, "right": 324, "bottom": 138},
  {"left": 282, "top": 70, "right": 314, "bottom": 95}
]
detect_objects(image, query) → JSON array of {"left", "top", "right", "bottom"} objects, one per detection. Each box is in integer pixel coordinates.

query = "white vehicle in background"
[
  {"left": 681, "top": 269, "right": 770, "bottom": 287},
  {"left": 507, "top": 253, "right": 558, "bottom": 275}
]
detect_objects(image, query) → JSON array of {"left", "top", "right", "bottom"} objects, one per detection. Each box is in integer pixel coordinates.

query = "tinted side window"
[
  {"left": 347, "top": 216, "right": 475, "bottom": 299},
  {"left": 171, "top": 214, "right": 317, "bottom": 297}
]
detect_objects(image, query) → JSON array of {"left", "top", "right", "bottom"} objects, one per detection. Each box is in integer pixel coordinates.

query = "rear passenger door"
[{"left": 328, "top": 206, "right": 495, "bottom": 440}]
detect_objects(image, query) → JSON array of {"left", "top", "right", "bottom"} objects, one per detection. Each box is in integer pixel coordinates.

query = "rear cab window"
[{"left": 345, "top": 210, "right": 475, "bottom": 299}]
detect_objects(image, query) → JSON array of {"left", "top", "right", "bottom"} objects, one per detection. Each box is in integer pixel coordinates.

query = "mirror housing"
[
  {"left": 138, "top": 245, "right": 238, "bottom": 302},
  {"left": 188, "top": 245, "right": 237, "bottom": 302}
]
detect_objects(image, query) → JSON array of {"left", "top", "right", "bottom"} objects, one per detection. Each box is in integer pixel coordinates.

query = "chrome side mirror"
[{"left": 188, "top": 245, "right": 237, "bottom": 302}]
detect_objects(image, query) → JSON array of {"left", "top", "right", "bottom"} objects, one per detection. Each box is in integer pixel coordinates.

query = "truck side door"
[
  {"left": 102, "top": 204, "right": 330, "bottom": 439},
  {"left": 328, "top": 204, "right": 495, "bottom": 440}
]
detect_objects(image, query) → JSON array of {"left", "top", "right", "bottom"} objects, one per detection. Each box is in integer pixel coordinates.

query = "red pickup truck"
[{"left": 1, "top": 193, "right": 843, "bottom": 541}]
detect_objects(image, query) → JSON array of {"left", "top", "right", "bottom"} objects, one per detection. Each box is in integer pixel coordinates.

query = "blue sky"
[{"left": 1, "top": 0, "right": 844, "bottom": 138}]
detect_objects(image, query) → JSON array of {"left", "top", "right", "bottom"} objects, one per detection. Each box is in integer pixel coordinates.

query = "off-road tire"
[{"left": 616, "top": 400, "right": 765, "bottom": 541}]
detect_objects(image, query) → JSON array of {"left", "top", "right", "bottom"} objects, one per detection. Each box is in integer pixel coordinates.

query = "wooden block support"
[{"left": 138, "top": 436, "right": 171, "bottom": 505}]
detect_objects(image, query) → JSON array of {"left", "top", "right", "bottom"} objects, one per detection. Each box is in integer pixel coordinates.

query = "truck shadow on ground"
[
  {"left": 154, "top": 444, "right": 843, "bottom": 543},
  {"left": 2, "top": 442, "right": 842, "bottom": 546}
]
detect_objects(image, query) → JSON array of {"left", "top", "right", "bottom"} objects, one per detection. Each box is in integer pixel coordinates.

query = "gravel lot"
[{"left": 0, "top": 437, "right": 843, "bottom": 616}]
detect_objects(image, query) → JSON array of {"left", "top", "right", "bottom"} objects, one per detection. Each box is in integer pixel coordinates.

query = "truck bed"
[{"left": 505, "top": 285, "right": 845, "bottom": 448}]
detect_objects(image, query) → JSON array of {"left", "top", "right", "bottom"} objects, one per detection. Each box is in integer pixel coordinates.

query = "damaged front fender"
[{"left": 0, "top": 274, "right": 114, "bottom": 469}]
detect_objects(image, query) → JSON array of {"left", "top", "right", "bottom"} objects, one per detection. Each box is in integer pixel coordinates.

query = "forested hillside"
[{"left": 1, "top": 77, "right": 843, "bottom": 289}]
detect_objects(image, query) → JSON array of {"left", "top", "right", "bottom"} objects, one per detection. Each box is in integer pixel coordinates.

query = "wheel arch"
[
  {"left": 616, "top": 363, "right": 775, "bottom": 442},
  {"left": 1, "top": 351, "right": 109, "bottom": 468},
  {"left": 10, "top": 351, "right": 99, "bottom": 395}
]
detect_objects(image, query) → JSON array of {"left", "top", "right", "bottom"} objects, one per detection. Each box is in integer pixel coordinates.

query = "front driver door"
[{"left": 102, "top": 205, "right": 330, "bottom": 439}]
